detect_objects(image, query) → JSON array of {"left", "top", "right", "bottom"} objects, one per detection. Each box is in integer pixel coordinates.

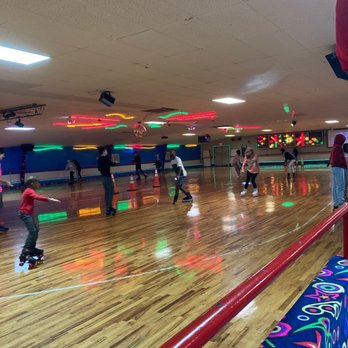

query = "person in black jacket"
[
  {"left": 134, "top": 151, "right": 147, "bottom": 180},
  {"left": 98, "top": 147, "right": 117, "bottom": 216},
  {"left": 281, "top": 148, "right": 296, "bottom": 180},
  {"left": 73, "top": 160, "right": 82, "bottom": 180}
]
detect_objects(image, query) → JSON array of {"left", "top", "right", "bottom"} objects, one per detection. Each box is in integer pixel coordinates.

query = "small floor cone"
[
  {"left": 112, "top": 174, "right": 119, "bottom": 194},
  {"left": 127, "top": 175, "right": 137, "bottom": 191},
  {"left": 153, "top": 169, "right": 161, "bottom": 187}
]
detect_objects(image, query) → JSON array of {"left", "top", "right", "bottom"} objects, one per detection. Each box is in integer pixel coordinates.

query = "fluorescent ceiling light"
[
  {"left": 325, "top": 120, "right": 339, "bottom": 124},
  {"left": 225, "top": 134, "right": 235, "bottom": 137},
  {"left": 212, "top": 97, "right": 245, "bottom": 104},
  {"left": 5, "top": 126, "right": 35, "bottom": 131},
  {"left": 0, "top": 46, "right": 50, "bottom": 65},
  {"left": 182, "top": 133, "right": 196, "bottom": 136},
  {"left": 144, "top": 121, "right": 166, "bottom": 125},
  {"left": 261, "top": 129, "right": 273, "bottom": 132}
]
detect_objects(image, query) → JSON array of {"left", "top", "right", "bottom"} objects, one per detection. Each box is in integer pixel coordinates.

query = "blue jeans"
[
  {"left": 20, "top": 213, "right": 39, "bottom": 250},
  {"left": 332, "top": 167, "right": 346, "bottom": 207},
  {"left": 101, "top": 176, "right": 114, "bottom": 210}
]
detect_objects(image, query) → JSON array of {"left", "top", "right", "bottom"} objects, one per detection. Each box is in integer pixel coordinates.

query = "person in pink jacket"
[
  {"left": 240, "top": 148, "right": 260, "bottom": 197},
  {"left": 330, "top": 134, "right": 347, "bottom": 210}
]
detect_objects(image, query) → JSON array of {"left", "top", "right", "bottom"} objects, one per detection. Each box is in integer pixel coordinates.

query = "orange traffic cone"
[
  {"left": 153, "top": 169, "right": 161, "bottom": 187},
  {"left": 127, "top": 175, "right": 137, "bottom": 191},
  {"left": 112, "top": 173, "right": 119, "bottom": 194}
]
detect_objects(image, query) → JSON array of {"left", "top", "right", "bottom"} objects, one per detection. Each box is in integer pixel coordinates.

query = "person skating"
[
  {"left": 170, "top": 150, "right": 192, "bottom": 204},
  {"left": 18, "top": 177, "right": 61, "bottom": 268}
]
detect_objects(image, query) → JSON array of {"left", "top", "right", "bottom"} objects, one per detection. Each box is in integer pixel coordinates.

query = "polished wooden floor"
[{"left": 0, "top": 168, "right": 342, "bottom": 348}]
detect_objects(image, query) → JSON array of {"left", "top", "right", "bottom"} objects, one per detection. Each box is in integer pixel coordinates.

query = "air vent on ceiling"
[{"left": 142, "top": 107, "right": 177, "bottom": 113}]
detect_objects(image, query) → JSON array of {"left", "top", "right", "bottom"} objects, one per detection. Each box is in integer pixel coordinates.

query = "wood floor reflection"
[{"left": 0, "top": 168, "right": 341, "bottom": 348}]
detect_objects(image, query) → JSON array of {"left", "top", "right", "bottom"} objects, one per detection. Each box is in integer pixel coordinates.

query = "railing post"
[{"left": 344, "top": 210, "right": 348, "bottom": 259}]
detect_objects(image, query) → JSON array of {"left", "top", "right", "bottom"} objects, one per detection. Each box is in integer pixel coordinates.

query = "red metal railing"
[{"left": 161, "top": 203, "right": 348, "bottom": 348}]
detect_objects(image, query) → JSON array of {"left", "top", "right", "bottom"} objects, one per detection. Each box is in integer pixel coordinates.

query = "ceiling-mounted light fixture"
[
  {"left": 15, "top": 118, "right": 24, "bottom": 128},
  {"left": 290, "top": 120, "right": 297, "bottom": 127}
]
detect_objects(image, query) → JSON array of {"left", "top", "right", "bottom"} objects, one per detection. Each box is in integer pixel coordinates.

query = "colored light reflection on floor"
[
  {"left": 38, "top": 211, "right": 67, "bottom": 224},
  {"left": 282, "top": 201, "right": 294, "bottom": 207},
  {"left": 117, "top": 200, "right": 132, "bottom": 211},
  {"left": 79, "top": 207, "right": 101, "bottom": 216}
]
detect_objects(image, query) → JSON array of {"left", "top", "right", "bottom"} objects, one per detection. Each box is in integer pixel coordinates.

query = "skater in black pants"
[
  {"left": 134, "top": 151, "right": 147, "bottom": 179},
  {"left": 19, "top": 177, "right": 60, "bottom": 268},
  {"left": 66, "top": 160, "right": 76, "bottom": 185},
  {"left": 170, "top": 150, "right": 192, "bottom": 204},
  {"left": 73, "top": 160, "right": 82, "bottom": 180},
  {"left": 98, "top": 147, "right": 117, "bottom": 216}
]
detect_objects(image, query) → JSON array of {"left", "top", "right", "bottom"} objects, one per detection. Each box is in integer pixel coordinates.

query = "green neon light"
[
  {"left": 148, "top": 124, "right": 162, "bottom": 128},
  {"left": 159, "top": 111, "right": 188, "bottom": 119},
  {"left": 113, "top": 144, "right": 128, "bottom": 150},
  {"left": 105, "top": 124, "right": 127, "bottom": 130},
  {"left": 167, "top": 144, "right": 180, "bottom": 149},
  {"left": 283, "top": 104, "right": 290, "bottom": 113},
  {"left": 34, "top": 145, "right": 63, "bottom": 152},
  {"left": 38, "top": 211, "right": 67, "bottom": 223},
  {"left": 282, "top": 202, "right": 294, "bottom": 207}
]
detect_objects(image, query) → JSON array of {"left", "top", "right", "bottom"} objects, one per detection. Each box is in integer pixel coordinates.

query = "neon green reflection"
[
  {"left": 38, "top": 211, "right": 67, "bottom": 223},
  {"left": 282, "top": 202, "right": 294, "bottom": 207}
]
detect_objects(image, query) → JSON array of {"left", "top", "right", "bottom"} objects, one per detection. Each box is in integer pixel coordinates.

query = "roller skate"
[
  {"left": 182, "top": 193, "right": 193, "bottom": 203},
  {"left": 106, "top": 207, "right": 116, "bottom": 216},
  {"left": 31, "top": 247, "right": 44, "bottom": 262},
  {"left": 19, "top": 249, "right": 38, "bottom": 270}
]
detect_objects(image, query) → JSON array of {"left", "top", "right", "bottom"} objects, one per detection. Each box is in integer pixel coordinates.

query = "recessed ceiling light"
[
  {"left": 144, "top": 121, "right": 166, "bottom": 125},
  {"left": 325, "top": 120, "right": 339, "bottom": 124},
  {"left": 261, "top": 129, "right": 273, "bottom": 132},
  {"left": 5, "top": 126, "right": 35, "bottom": 131},
  {"left": 0, "top": 45, "right": 50, "bottom": 65},
  {"left": 182, "top": 133, "right": 196, "bottom": 136},
  {"left": 212, "top": 97, "right": 245, "bottom": 105},
  {"left": 225, "top": 134, "right": 236, "bottom": 137}
]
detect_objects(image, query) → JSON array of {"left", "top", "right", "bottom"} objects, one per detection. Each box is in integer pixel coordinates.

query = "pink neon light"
[
  {"left": 168, "top": 111, "right": 216, "bottom": 122},
  {"left": 71, "top": 115, "right": 119, "bottom": 122}
]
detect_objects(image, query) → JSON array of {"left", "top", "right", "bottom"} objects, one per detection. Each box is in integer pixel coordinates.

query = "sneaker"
[
  {"left": 0, "top": 226, "right": 9, "bottom": 232},
  {"left": 252, "top": 189, "right": 258, "bottom": 197},
  {"left": 240, "top": 189, "right": 247, "bottom": 196}
]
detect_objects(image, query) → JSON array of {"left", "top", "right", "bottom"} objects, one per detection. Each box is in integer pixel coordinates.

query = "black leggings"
[{"left": 245, "top": 171, "right": 258, "bottom": 189}]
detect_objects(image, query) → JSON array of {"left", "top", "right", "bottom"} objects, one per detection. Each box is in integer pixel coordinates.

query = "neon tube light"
[
  {"left": 105, "top": 113, "right": 135, "bottom": 120},
  {"left": 158, "top": 111, "right": 188, "bottom": 119},
  {"left": 105, "top": 124, "right": 128, "bottom": 130},
  {"left": 73, "top": 145, "right": 98, "bottom": 150},
  {"left": 34, "top": 145, "right": 63, "bottom": 152}
]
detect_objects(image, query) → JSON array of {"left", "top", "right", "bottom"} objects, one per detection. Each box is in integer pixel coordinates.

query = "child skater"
[
  {"left": 281, "top": 147, "right": 296, "bottom": 179},
  {"left": 240, "top": 148, "right": 260, "bottom": 197},
  {"left": 231, "top": 149, "right": 242, "bottom": 177},
  {"left": 19, "top": 177, "right": 61, "bottom": 268}
]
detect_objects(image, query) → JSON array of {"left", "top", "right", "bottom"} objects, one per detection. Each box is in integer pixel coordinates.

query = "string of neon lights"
[{"left": 105, "top": 113, "right": 135, "bottom": 120}]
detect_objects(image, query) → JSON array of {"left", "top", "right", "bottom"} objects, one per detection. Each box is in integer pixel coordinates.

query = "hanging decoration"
[{"left": 133, "top": 123, "right": 147, "bottom": 138}]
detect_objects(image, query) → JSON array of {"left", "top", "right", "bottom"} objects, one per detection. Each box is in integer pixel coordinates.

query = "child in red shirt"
[{"left": 19, "top": 177, "right": 60, "bottom": 269}]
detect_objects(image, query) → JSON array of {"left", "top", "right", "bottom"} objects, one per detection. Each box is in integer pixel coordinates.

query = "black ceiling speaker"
[
  {"left": 325, "top": 53, "right": 348, "bottom": 81},
  {"left": 99, "top": 91, "right": 115, "bottom": 107}
]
